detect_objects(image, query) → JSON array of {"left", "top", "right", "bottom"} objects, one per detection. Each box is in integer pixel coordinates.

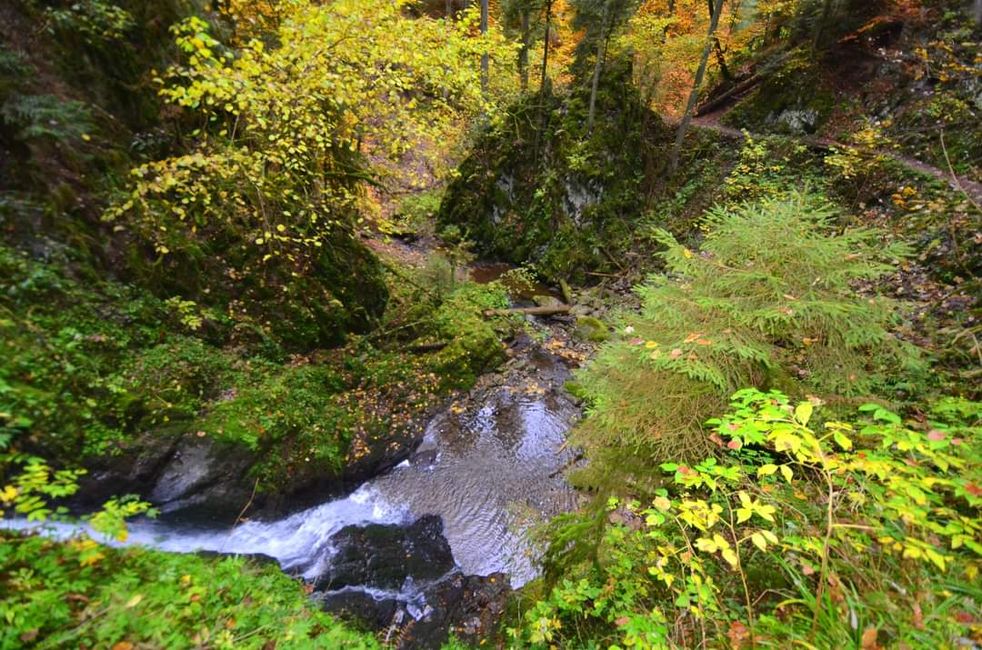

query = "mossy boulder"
[
  {"left": 439, "top": 60, "right": 671, "bottom": 283},
  {"left": 575, "top": 315, "right": 609, "bottom": 342},
  {"left": 723, "top": 53, "right": 836, "bottom": 135}
]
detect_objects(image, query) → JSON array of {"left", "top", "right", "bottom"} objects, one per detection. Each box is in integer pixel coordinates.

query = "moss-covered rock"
[
  {"left": 574, "top": 315, "right": 609, "bottom": 343},
  {"left": 439, "top": 60, "right": 671, "bottom": 282},
  {"left": 722, "top": 52, "right": 836, "bottom": 135}
]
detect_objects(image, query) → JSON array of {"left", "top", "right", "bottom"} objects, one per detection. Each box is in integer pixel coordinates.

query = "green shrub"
[
  {"left": 392, "top": 189, "right": 443, "bottom": 237},
  {"left": 519, "top": 391, "right": 981, "bottom": 649},
  {"left": 572, "top": 192, "right": 923, "bottom": 491},
  {"left": 0, "top": 533, "right": 377, "bottom": 649}
]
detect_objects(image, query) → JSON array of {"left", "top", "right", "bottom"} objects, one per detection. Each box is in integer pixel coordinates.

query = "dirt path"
[{"left": 692, "top": 110, "right": 982, "bottom": 207}]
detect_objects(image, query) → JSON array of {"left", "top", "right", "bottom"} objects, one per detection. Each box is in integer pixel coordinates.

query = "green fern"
[
  {"left": 0, "top": 94, "right": 94, "bottom": 142},
  {"left": 572, "top": 192, "right": 925, "bottom": 493}
]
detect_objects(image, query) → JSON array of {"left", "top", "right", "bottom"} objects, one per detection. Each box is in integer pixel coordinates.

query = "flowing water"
[{"left": 5, "top": 343, "right": 579, "bottom": 598}]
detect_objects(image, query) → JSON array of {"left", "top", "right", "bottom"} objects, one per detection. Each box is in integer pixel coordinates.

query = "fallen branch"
[
  {"left": 483, "top": 305, "right": 571, "bottom": 317},
  {"left": 696, "top": 73, "right": 761, "bottom": 116},
  {"left": 408, "top": 341, "right": 448, "bottom": 353}
]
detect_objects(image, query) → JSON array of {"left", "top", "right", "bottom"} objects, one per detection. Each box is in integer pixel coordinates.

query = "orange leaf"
[{"left": 860, "top": 627, "right": 879, "bottom": 649}]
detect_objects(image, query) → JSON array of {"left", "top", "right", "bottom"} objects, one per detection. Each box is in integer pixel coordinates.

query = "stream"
[{"left": 4, "top": 290, "right": 584, "bottom": 644}]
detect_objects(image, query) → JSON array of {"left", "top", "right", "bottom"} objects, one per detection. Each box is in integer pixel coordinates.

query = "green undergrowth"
[
  {"left": 0, "top": 532, "right": 377, "bottom": 649},
  {"left": 514, "top": 391, "right": 981, "bottom": 648},
  {"left": 0, "top": 242, "right": 512, "bottom": 491}
]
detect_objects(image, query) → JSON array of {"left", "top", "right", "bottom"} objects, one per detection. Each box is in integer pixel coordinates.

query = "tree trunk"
[
  {"left": 539, "top": 0, "right": 553, "bottom": 95},
  {"left": 668, "top": 0, "right": 725, "bottom": 176},
  {"left": 519, "top": 10, "right": 530, "bottom": 92},
  {"left": 975, "top": 0, "right": 981, "bottom": 25},
  {"left": 446, "top": 0, "right": 452, "bottom": 18},
  {"left": 587, "top": 3, "right": 609, "bottom": 132},
  {"left": 480, "top": 0, "right": 490, "bottom": 95},
  {"left": 707, "top": 0, "right": 731, "bottom": 80},
  {"left": 534, "top": 0, "right": 554, "bottom": 164},
  {"left": 813, "top": 0, "right": 834, "bottom": 50},
  {"left": 483, "top": 305, "right": 571, "bottom": 317}
]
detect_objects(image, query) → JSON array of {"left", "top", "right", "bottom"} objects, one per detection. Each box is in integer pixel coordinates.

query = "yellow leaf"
[
  {"left": 721, "top": 548, "right": 739, "bottom": 568},
  {"left": 780, "top": 465, "right": 793, "bottom": 483},
  {"left": 794, "top": 402, "right": 813, "bottom": 426},
  {"left": 125, "top": 594, "right": 143, "bottom": 609},
  {"left": 751, "top": 532, "right": 767, "bottom": 551},
  {"left": 757, "top": 464, "right": 777, "bottom": 477},
  {"left": 0, "top": 485, "right": 17, "bottom": 503}
]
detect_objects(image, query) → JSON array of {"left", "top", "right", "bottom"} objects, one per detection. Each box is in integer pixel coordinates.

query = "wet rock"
[
  {"left": 73, "top": 427, "right": 256, "bottom": 522},
  {"left": 316, "top": 515, "right": 455, "bottom": 591},
  {"left": 319, "top": 589, "right": 402, "bottom": 631},
  {"left": 393, "top": 572, "right": 511, "bottom": 649}
]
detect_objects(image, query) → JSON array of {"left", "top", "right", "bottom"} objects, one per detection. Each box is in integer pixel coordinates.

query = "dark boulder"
[
  {"left": 319, "top": 589, "right": 402, "bottom": 631},
  {"left": 405, "top": 571, "right": 510, "bottom": 649},
  {"left": 316, "top": 515, "right": 455, "bottom": 591}
]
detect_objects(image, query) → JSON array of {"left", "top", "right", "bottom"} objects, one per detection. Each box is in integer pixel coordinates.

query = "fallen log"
[{"left": 483, "top": 305, "right": 571, "bottom": 317}]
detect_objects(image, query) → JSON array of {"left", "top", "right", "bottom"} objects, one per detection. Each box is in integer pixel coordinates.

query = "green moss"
[
  {"left": 201, "top": 364, "right": 355, "bottom": 482},
  {"left": 428, "top": 283, "right": 510, "bottom": 388},
  {"left": 438, "top": 60, "right": 671, "bottom": 282},
  {"left": 0, "top": 533, "right": 377, "bottom": 649},
  {"left": 722, "top": 51, "right": 836, "bottom": 135},
  {"left": 575, "top": 316, "right": 609, "bottom": 343}
]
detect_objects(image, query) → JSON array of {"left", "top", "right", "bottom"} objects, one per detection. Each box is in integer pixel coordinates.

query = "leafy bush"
[
  {"left": 0, "top": 533, "right": 377, "bottom": 649},
  {"left": 0, "top": 247, "right": 172, "bottom": 457},
  {"left": 391, "top": 189, "right": 443, "bottom": 237},
  {"left": 517, "top": 391, "right": 981, "bottom": 648},
  {"left": 43, "top": 0, "right": 134, "bottom": 44},
  {"left": 573, "top": 193, "right": 923, "bottom": 490}
]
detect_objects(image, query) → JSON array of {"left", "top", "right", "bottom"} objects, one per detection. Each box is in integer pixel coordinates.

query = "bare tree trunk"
[
  {"left": 539, "top": 0, "right": 553, "bottom": 95},
  {"left": 480, "top": 0, "right": 490, "bottom": 95},
  {"left": 668, "top": 0, "right": 725, "bottom": 176},
  {"left": 707, "top": 0, "right": 731, "bottom": 80},
  {"left": 975, "top": 0, "right": 981, "bottom": 25},
  {"left": 534, "top": 0, "right": 554, "bottom": 163},
  {"left": 519, "top": 10, "right": 530, "bottom": 92},
  {"left": 587, "top": 2, "right": 609, "bottom": 132},
  {"left": 813, "top": 0, "right": 834, "bottom": 50},
  {"left": 446, "top": 0, "right": 452, "bottom": 18}
]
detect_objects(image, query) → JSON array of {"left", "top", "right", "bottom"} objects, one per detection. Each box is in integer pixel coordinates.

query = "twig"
[
  {"left": 223, "top": 476, "right": 260, "bottom": 552},
  {"left": 939, "top": 129, "right": 981, "bottom": 214}
]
